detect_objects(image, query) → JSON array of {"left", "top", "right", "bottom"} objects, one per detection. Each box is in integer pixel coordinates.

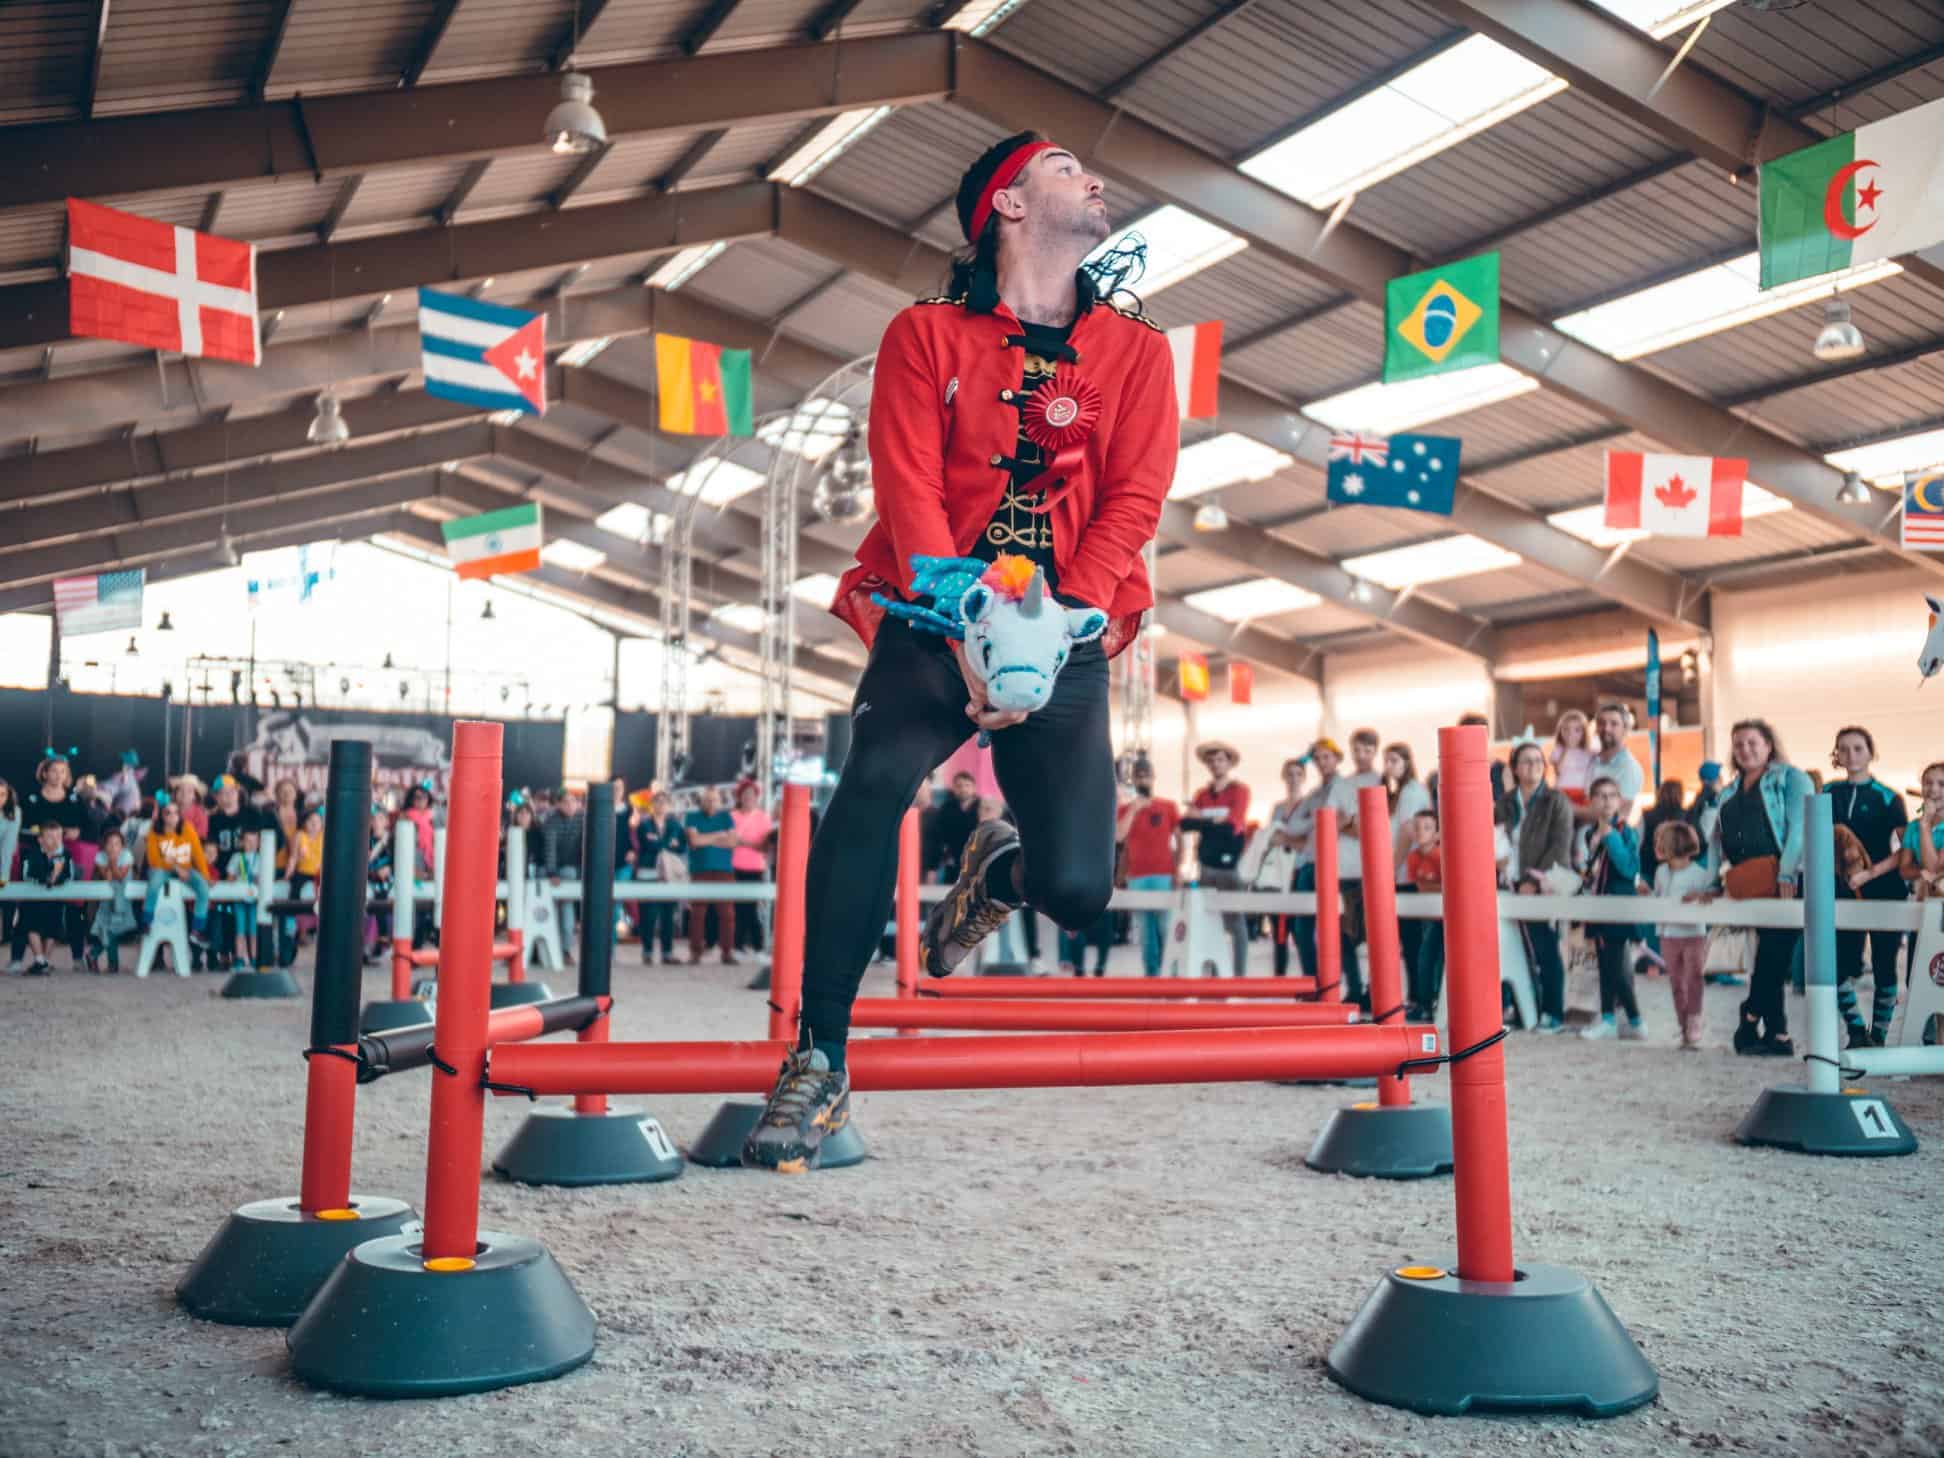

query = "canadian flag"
[
  {"left": 66, "top": 198, "right": 259, "bottom": 365},
  {"left": 1603, "top": 450, "right": 1748, "bottom": 538}
]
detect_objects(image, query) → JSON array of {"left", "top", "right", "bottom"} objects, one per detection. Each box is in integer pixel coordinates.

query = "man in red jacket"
[{"left": 743, "top": 130, "right": 1182, "bottom": 1171}]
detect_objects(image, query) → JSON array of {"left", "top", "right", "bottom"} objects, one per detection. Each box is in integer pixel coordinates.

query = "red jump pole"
[
  {"left": 1437, "top": 724, "right": 1515, "bottom": 1284},
  {"left": 1314, "top": 807, "right": 1342, "bottom": 1002},
  {"left": 488, "top": 1022, "right": 1437, "bottom": 1096},
  {"left": 918, "top": 975, "right": 1316, "bottom": 999},
  {"left": 895, "top": 807, "right": 921, "bottom": 1036},
  {"left": 421, "top": 720, "right": 502, "bottom": 1265},
  {"left": 767, "top": 783, "right": 812, "bottom": 1043},
  {"left": 1356, "top": 784, "right": 1410, "bottom": 1109},
  {"left": 390, "top": 937, "right": 414, "bottom": 1001},
  {"left": 848, "top": 997, "right": 1361, "bottom": 1031}
]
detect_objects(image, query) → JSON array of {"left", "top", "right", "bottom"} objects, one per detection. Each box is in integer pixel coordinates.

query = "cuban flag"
[{"left": 417, "top": 288, "right": 547, "bottom": 415}]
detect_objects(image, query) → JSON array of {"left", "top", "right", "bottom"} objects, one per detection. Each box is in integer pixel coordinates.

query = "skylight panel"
[
  {"left": 1183, "top": 577, "right": 1321, "bottom": 622},
  {"left": 768, "top": 107, "right": 892, "bottom": 187},
  {"left": 1085, "top": 206, "right": 1247, "bottom": 297},
  {"left": 1825, "top": 427, "right": 1944, "bottom": 487},
  {"left": 945, "top": 0, "right": 1031, "bottom": 35},
  {"left": 668, "top": 459, "right": 767, "bottom": 506},
  {"left": 1341, "top": 534, "right": 1520, "bottom": 590},
  {"left": 646, "top": 241, "right": 725, "bottom": 293},
  {"left": 1240, "top": 36, "right": 1564, "bottom": 208},
  {"left": 541, "top": 538, "right": 607, "bottom": 572},
  {"left": 792, "top": 573, "right": 842, "bottom": 603},
  {"left": 1547, "top": 482, "right": 1791, "bottom": 546},
  {"left": 709, "top": 603, "right": 768, "bottom": 635},
  {"left": 595, "top": 503, "right": 671, "bottom": 543},
  {"left": 1169, "top": 432, "right": 1293, "bottom": 500},
  {"left": 1554, "top": 253, "right": 1902, "bottom": 359},
  {"left": 758, "top": 399, "right": 855, "bottom": 463},
  {"left": 1307, "top": 364, "right": 1536, "bottom": 436},
  {"left": 1588, "top": 0, "right": 1737, "bottom": 35},
  {"left": 558, "top": 336, "right": 613, "bottom": 367}
]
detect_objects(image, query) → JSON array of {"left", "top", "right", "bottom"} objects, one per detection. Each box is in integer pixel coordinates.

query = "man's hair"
[
  {"left": 1414, "top": 808, "right": 1438, "bottom": 823},
  {"left": 1596, "top": 701, "right": 1629, "bottom": 723},
  {"left": 1588, "top": 776, "right": 1619, "bottom": 799},
  {"left": 949, "top": 130, "right": 1042, "bottom": 301},
  {"left": 1350, "top": 728, "right": 1380, "bottom": 749},
  {"left": 956, "top": 131, "right": 1042, "bottom": 242}
]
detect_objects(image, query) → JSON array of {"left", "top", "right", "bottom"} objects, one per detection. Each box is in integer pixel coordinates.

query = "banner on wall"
[{"left": 233, "top": 710, "right": 452, "bottom": 800}]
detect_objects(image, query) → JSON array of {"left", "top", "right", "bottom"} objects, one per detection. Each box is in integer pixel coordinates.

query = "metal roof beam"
[
  {"left": 83, "top": 0, "right": 111, "bottom": 119},
  {"left": 806, "top": 0, "right": 868, "bottom": 42},
  {"left": 549, "top": 0, "right": 615, "bottom": 69},
  {"left": 248, "top": 0, "right": 296, "bottom": 102},
  {"left": 946, "top": 36, "right": 1939, "bottom": 582},
  {"left": 0, "top": 178, "right": 781, "bottom": 352},
  {"left": 678, "top": 0, "right": 744, "bottom": 55},
  {"left": 548, "top": 144, "right": 613, "bottom": 209},
  {"left": 1, "top": 31, "right": 953, "bottom": 209},
  {"left": 1102, "top": 0, "right": 1258, "bottom": 101},
  {"left": 436, "top": 158, "right": 492, "bottom": 225},
  {"left": 317, "top": 174, "right": 364, "bottom": 242},
  {"left": 1149, "top": 599, "right": 1317, "bottom": 682},
  {"left": 773, "top": 187, "right": 1702, "bottom": 630},
  {"left": 402, "top": 0, "right": 467, "bottom": 87},
  {"left": 657, "top": 129, "right": 726, "bottom": 190}
]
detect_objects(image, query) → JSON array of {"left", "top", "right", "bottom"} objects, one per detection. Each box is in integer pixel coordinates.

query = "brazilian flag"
[{"left": 1383, "top": 251, "right": 1500, "bottom": 384}]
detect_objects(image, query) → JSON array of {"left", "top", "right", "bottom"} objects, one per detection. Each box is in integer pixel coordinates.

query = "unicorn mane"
[{"left": 980, "top": 553, "right": 1036, "bottom": 602}]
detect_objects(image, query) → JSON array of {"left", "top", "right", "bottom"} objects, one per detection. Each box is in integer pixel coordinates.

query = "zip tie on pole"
[
  {"left": 1369, "top": 1003, "right": 1405, "bottom": 1025},
  {"left": 427, "top": 1047, "right": 458, "bottom": 1077},
  {"left": 301, "top": 1045, "right": 365, "bottom": 1069},
  {"left": 1394, "top": 1025, "right": 1507, "bottom": 1078},
  {"left": 481, "top": 1074, "right": 538, "bottom": 1101},
  {"left": 1804, "top": 1050, "right": 1865, "bottom": 1080}
]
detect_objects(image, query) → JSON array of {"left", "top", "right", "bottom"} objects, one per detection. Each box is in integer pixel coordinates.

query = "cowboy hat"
[{"left": 1195, "top": 740, "right": 1241, "bottom": 767}]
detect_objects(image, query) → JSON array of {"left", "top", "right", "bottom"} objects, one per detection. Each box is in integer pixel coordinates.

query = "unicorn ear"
[
  {"left": 1065, "top": 605, "right": 1108, "bottom": 643},
  {"left": 959, "top": 584, "right": 995, "bottom": 625},
  {"left": 1927, "top": 595, "right": 1943, "bottom": 617}
]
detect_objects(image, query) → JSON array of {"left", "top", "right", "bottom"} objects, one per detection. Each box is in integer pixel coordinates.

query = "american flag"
[
  {"left": 1903, "top": 467, "right": 1944, "bottom": 551},
  {"left": 1329, "top": 432, "right": 1389, "bottom": 468},
  {"left": 52, "top": 569, "right": 145, "bottom": 636}
]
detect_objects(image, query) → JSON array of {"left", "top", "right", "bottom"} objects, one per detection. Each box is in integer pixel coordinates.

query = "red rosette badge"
[{"left": 1021, "top": 368, "right": 1102, "bottom": 454}]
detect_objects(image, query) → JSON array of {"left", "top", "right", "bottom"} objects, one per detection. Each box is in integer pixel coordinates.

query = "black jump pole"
[
  {"left": 310, "top": 741, "right": 375, "bottom": 1060},
  {"left": 578, "top": 782, "right": 616, "bottom": 1003}
]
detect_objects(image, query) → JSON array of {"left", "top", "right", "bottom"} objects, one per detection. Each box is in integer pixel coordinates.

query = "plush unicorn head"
[
  {"left": 959, "top": 556, "right": 1107, "bottom": 713},
  {"left": 1922, "top": 596, "right": 1944, "bottom": 683}
]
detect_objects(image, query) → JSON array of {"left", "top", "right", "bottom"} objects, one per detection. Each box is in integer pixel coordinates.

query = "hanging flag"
[
  {"left": 1228, "top": 661, "right": 1253, "bottom": 706},
  {"left": 66, "top": 199, "right": 259, "bottom": 365},
  {"left": 417, "top": 288, "right": 547, "bottom": 414},
  {"left": 1902, "top": 466, "right": 1944, "bottom": 550},
  {"left": 1178, "top": 652, "right": 1209, "bottom": 702},
  {"left": 1326, "top": 431, "right": 1460, "bottom": 514},
  {"left": 655, "top": 334, "right": 753, "bottom": 436},
  {"left": 1759, "top": 94, "right": 1944, "bottom": 289},
  {"left": 1645, "top": 628, "right": 1662, "bottom": 792},
  {"left": 243, "top": 542, "right": 339, "bottom": 610},
  {"left": 440, "top": 502, "right": 544, "bottom": 581},
  {"left": 1383, "top": 251, "right": 1499, "bottom": 384},
  {"left": 1604, "top": 451, "right": 1748, "bottom": 538},
  {"left": 1165, "top": 319, "right": 1222, "bottom": 420},
  {"left": 52, "top": 569, "right": 145, "bottom": 636}
]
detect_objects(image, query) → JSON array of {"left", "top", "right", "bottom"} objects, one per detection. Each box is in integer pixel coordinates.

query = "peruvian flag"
[
  {"left": 1604, "top": 450, "right": 1748, "bottom": 538},
  {"left": 1166, "top": 319, "right": 1222, "bottom": 421},
  {"left": 66, "top": 199, "right": 260, "bottom": 365}
]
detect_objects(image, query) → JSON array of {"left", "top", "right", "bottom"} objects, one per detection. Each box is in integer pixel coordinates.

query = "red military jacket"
[{"left": 830, "top": 281, "right": 1181, "bottom": 660}]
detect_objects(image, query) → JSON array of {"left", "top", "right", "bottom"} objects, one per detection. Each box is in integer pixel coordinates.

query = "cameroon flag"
[{"left": 655, "top": 334, "right": 754, "bottom": 436}]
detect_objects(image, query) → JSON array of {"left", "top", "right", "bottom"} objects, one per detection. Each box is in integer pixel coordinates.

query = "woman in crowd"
[
  {"left": 1898, "top": 762, "right": 1944, "bottom": 900},
  {"left": 1384, "top": 742, "right": 1431, "bottom": 985},
  {"left": 1697, "top": 719, "right": 1812, "bottom": 1056},
  {"left": 25, "top": 753, "right": 84, "bottom": 851},
  {"left": 729, "top": 780, "right": 773, "bottom": 955},
  {"left": 172, "top": 775, "right": 210, "bottom": 841},
  {"left": 1549, "top": 710, "right": 1596, "bottom": 806},
  {"left": 1577, "top": 776, "right": 1645, "bottom": 1041},
  {"left": 1289, "top": 739, "right": 1342, "bottom": 984},
  {"left": 400, "top": 785, "right": 437, "bottom": 948},
  {"left": 1497, "top": 740, "right": 1573, "bottom": 1033},
  {"left": 1826, "top": 726, "right": 1908, "bottom": 1049},
  {"left": 1265, "top": 757, "right": 1311, "bottom": 978},
  {"left": 633, "top": 792, "right": 686, "bottom": 965},
  {"left": 0, "top": 778, "right": 19, "bottom": 967}
]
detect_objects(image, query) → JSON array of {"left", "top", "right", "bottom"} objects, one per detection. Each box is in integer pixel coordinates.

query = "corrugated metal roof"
[
  {"left": 688, "top": 115, "right": 825, "bottom": 180},
  {"left": 1228, "top": 299, "right": 1383, "bottom": 405},
  {"left": 265, "top": 0, "right": 446, "bottom": 98},
  {"left": 559, "top": 131, "right": 706, "bottom": 199},
  {"left": 1139, "top": 247, "right": 1339, "bottom": 352},
  {"left": 460, "top": 147, "right": 591, "bottom": 211},
  {"left": 94, "top": 0, "right": 273, "bottom": 117},
  {"left": 1349, "top": 89, "right": 1674, "bottom": 261},
  {"left": 337, "top": 159, "right": 481, "bottom": 228},
  {"left": 1752, "top": 348, "right": 1944, "bottom": 451},
  {"left": 1627, "top": 505, "right": 1860, "bottom": 575},
  {"left": 415, "top": 0, "right": 574, "bottom": 82},
  {"left": 1415, "top": 561, "right": 1581, "bottom": 610},
  {"left": 774, "top": 269, "right": 909, "bottom": 358},
  {"left": 1467, "top": 432, "right": 1632, "bottom": 514},
  {"left": 683, "top": 235, "right": 839, "bottom": 320},
  {"left": 572, "top": 0, "right": 712, "bottom": 65},
  {"left": 812, "top": 102, "right": 1019, "bottom": 229},
  {"left": 1692, "top": 0, "right": 1944, "bottom": 113},
  {"left": 986, "top": 0, "right": 1226, "bottom": 102},
  {"left": 0, "top": 0, "right": 93, "bottom": 125}
]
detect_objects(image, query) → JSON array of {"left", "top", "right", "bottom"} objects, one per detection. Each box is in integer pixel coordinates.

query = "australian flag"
[{"left": 1326, "top": 431, "right": 1460, "bottom": 515}]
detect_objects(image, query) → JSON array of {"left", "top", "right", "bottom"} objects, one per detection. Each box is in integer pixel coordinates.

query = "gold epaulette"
[
  {"left": 912, "top": 293, "right": 967, "bottom": 307},
  {"left": 1107, "top": 298, "right": 1164, "bottom": 332}
]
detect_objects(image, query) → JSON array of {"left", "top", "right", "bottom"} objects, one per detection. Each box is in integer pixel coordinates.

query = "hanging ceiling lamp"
[{"left": 307, "top": 392, "right": 350, "bottom": 448}]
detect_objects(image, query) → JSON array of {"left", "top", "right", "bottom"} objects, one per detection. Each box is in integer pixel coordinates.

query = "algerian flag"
[
  {"left": 1759, "top": 94, "right": 1944, "bottom": 289},
  {"left": 440, "top": 501, "right": 542, "bottom": 581}
]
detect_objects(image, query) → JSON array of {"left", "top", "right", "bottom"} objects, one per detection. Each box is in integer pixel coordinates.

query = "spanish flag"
[{"left": 655, "top": 334, "right": 754, "bottom": 436}]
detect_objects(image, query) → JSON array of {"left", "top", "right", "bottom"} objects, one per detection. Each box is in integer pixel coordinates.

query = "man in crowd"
[
  {"left": 543, "top": 787, "right": 586, "bottom": 952},
  {"left": 683, "top": 785, "right": 741, "bottom": 966},
  {"left": 1290, "top": 738, "right": 1342, "bottom": 983},
  {"left": 1328, "top": 728, "right": 1384, "bottom": 1008},
  {"left": 1582, "top": 702, "right": 1643, "bottom": 823},
  {"left": 1115, "top": 755, "right": 1179, "bottom": 976},
  {"left": 1184, "top": 742, "right": 1250, "bottom": 975},
  {"left": 928, "top": 771, "right": 982, "bottom": 884}
]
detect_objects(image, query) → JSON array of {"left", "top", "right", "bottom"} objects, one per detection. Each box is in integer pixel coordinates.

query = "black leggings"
[
  {"left": 1743, "top": 927, "right": 1798, "bottom": 1038},
  {"left": 799, "top": 620, "right": 1115, "bottom": 1048},
  {"left": 1595, "top": 935, "right": 1639, "bottom": 1020}
]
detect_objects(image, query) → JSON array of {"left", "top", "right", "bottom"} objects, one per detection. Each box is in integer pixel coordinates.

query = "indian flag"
[
  {"left": 1166, "top": 319, "right": 1221, "bottom": 420},
  {"left": 655, "top": 334, "right": 753, "bottom": 436},
  {"left": 1759, "top": 94, "right": 1944, "bottom": 289},
  {"left": 440, "top": 501, "right": 543, "bottom": 581}
]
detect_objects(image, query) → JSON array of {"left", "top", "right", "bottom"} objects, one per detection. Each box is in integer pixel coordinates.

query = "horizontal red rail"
[
  {"left": 918, "top": 975, "right": 1317, "bottom": 1000},
  {"left": 487, "top": 1023, "right": 1438, "bottom": 1097},
  {"left": 848, "top": 998, "right": 1358, "bottom": 1031},
  {"left": 396, "top": 940, "right": 520, "bottom": 968}
]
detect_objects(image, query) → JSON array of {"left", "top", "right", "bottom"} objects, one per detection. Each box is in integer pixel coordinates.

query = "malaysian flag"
[
  {"left": 1903, "top": 467, "right": 1944, "bottom": 551},
  {"left": 53, "top": 569, "right": 145, "bottom": 636},
  {"left": 1329, "top": 432, "right": 1390, "bottom": 469}
]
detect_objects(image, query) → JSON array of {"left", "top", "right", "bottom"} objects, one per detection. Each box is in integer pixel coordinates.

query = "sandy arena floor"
[{"left": 3, "top": 938, "right": 1943, "bottom": 1458}]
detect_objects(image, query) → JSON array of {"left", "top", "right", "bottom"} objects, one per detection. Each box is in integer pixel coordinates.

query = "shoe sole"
[
  {"left": 922, "top": 826, "right": 1021, "bottom": 978},
  {"left": 739, "top": 1102, "right": 849, "bottom": 1172}
]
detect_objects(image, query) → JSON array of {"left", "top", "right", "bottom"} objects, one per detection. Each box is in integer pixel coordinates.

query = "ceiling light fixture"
[
  {"left": 156, "top": 611, "right": 174, "bottom": 631},
  {"left": 1813, "top": 298, "right": 1865, "bottom": 362},
  {"left": 307, "top": 392, "right": 350, "bottom": 448},
  {"left": 1837, "top": 469, "right": 1872, "bottom": 505},
  {"left": 545, "top": 74, "right": 606, "bottom": 155},
  {"left": 1192, "top": 502, "right": 1229, "bottom": 532}
]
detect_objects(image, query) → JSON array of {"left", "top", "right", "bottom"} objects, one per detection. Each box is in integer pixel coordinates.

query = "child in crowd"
[
  {"left": 1404, "top": 809, "right": 1443, "bottom": 1020},
  {"left": 143, "top": 797, "right": 213, "bottom": 957},
  {"left": 226, "top": 827, "right": 264, "bottom": 967},
  {"left": 87, "top": 827, "right": 138, "bottom": 974},
  {"left": 1653, "top": 820, "right": 1711, "bottom": 1049},
  {"left": 1579, "top": 776, "right": 1645, "bottom": 1042},
  {"left": 280, "top": 808, "right": 325, "bottom": 965},
  {"left": 366, "top": 810, "right": 395, "bottom": 963},
  {"left": 1899, "top": 762, "right": 1944, "bottom": 900},
  {"left": 17, "top": 822, "right": 82, "bottom": 974}
]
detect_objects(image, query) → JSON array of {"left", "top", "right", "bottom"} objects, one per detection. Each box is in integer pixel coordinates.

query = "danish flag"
[{"left": 65, "top": 199, "right": 260, "bottom": 365}]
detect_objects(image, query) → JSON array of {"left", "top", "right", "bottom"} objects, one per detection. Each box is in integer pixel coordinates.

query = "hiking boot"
[
  {"left": 741, "top": 1046, "right": 851, "bottom": 1174},
  {"left": 922, "top": 819, "right": 1022, "bottom": 978},
  {"left": 1846, "top": 1023, "right": 1875, "bottom": 1051}
]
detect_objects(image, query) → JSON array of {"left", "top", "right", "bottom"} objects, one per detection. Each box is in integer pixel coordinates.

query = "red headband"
[{"left": 966, "top": 140, "right": 1057, "bottom": 242}]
